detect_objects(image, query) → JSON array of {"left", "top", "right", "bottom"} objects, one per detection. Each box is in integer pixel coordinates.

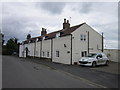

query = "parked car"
[
  {"left": 79, "top": 53, "right": 109, "bottom": 67},
  {"left": 12, "top": 52, "right": 18, "bottom": 56}
]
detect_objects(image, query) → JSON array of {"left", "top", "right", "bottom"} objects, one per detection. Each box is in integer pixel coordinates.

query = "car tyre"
[
  {"left": 92, "top": 61, "right": 96, "bottom": 67},
  {"left": 105, "top": 60, "right": 109, "bottom": 66}
]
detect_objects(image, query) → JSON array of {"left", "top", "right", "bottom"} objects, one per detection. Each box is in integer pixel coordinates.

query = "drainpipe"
[
  {"left": 34, "top": 42, "right": 36, "bottom": 58},
  {"left": 102, "top": 32, "right": 104, "bottom": 52},
  {"left": 40, "top": 40, "right": 42, "bottom": 58},
  {"left": 51, "top": 39, "right": 53, "bottom": 61},
  {"left": 70, "top": 34, "right": 72, "bottom": 65},
  {"left": 87, "top": 31, "right": 89, "bottom": 54}
]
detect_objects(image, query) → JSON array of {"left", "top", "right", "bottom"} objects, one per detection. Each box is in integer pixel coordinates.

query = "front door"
[
  {"left": 26, "top": 47, "right": 29, "bottom": 57},
  {"left": 81, "top": 51, "right": 87, "bottom": 57}
]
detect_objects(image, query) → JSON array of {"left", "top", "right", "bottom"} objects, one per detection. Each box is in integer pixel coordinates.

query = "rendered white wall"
[
  {"left": 35, "top": 42, "right": 41, "bottom": 57},
  {"left": 19, "top": 23, "right": 103, "bottom": 65},
  {"left": 22, "top": 43, "right": 35, "bottom": 57},
  {"left": 72, "top": 23, "right": 102, "bottom": 64},
  {"left": 41, "top": 39, "right": 51, "bottom": 58},
  {"left": 52, "top": 35, "right": 71, "bottom": 64},
  {"left": 19, "top": 45, "right": 23, "bottom": 57}
]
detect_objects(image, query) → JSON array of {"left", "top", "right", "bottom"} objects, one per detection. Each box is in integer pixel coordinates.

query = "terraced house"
[{"left": 19, "top": 18, "right": 103, "bottom": 65}]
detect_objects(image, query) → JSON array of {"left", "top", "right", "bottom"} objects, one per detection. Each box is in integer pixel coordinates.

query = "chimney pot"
[
  {"left": 64, "top": 18, "right": 66, "bottom": 23},
  {"left": 41, "top": 28, "right": 47, "bottom": 36},
  {"left": 27, "top": 34, "right": 31, "bottom": 40},
  {"left": 67, "top": 20, "right": 69, "bottom": 23}
]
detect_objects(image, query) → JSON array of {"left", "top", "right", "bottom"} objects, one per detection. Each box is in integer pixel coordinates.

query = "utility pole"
[
  {"left": 87, "top": 31, "right": 89, "bottom": 54},
  {"left": 102, "top": 32, "right": 104, "bottom": 52}
]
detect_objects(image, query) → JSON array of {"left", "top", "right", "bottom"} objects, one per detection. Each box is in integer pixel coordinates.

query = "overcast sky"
[{"left": 0, "top": 1, "right": 118, "bottom": 49}]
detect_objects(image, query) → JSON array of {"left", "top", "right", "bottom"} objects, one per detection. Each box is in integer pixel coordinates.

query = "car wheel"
[
  {"left": 92, "top": 61, "right": 96, "bottom": 67},
  {"left": 105, "top": 60, "right": 109, "bottom": 66}
]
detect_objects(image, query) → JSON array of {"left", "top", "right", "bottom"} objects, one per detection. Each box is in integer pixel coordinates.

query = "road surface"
[{"left": 2, "top": 56, "right": 104, "bottom": 88}]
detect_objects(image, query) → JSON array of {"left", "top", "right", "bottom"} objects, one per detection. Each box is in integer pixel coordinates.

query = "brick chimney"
[
  {"left": 27, "top": 34, "right": 31, "bottom": 40},
  {"left": 41, "top": 28, "right": 47, "bottom": 36},
  {"left": 63, "top": 18, "right": 70, "bottom": 29}
]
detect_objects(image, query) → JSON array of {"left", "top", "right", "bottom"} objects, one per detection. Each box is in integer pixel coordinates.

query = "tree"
[
  {"left": 2, "top": 34, "right": 4, "bottom": 45},
  {"left": 2, "top": 37, "right": 19, "bottom": 55}
]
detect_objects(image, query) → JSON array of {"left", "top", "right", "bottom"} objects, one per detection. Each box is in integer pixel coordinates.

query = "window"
[
  {"left": 56, "top": 33, "right": 60, "bottom": 38},
  {"left": 80, "top": 35, "right": 83, "bottom": 40},
  {"left": 42, "top": 51, "right": 45, "bottom": 56},
  {"left": 56, "top": 51, "right": 59, "bottom": 57},
  {"left": 81, "top": 51, "right": 87, "bottom": 57},
  {"left": 80, "top": 34, "right": 86, "bottom": 41},
  {"left": 86, "top": 53, "right": 97, "bottom": 58},
  {"left": 84, "top": 35, "right": 86, "bottom": 41},
  {"left": 47, "top": 52, "right": 49, "bottom": 57},
  {"left": 36, "top": 38, "right": 39, "bottom": 42},
  {"left": 42, "top": 37, "right": 45, "bottom": 40}
]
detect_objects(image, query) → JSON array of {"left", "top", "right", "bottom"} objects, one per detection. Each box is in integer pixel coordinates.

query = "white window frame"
[
  {"left": 81, "top": 51, "right": 87, "bottom": 57},
  {"left": 56, "top": 51, "right": 59, "bottom": 57},
  {"left": 36, "top": 38, "right": 39, "bottom": 42},
  {"left": 83, "top": 35, "right": 86, "bottom": 41},
  {"left": 80, "top": 34, "right": 83, "bottom": 41},
  {"left": 47, "top": 51, "right": 49, "bottom": 57},
  {"left": 80, "top": 34, "right": 86, "bottom": 41},
  {"left": 56, "top": 33, "right": 60, "bottom": 38},
  {"left": 42, "top": 51, "right": 45, "bottom": 57},
  {"left": 42, "top": 37, "right": 45, "bottom": 40}
]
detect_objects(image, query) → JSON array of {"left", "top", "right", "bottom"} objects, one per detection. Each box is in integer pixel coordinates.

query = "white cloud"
[{"left": 1, "top": 2, "right": 118, "bottom": 49}]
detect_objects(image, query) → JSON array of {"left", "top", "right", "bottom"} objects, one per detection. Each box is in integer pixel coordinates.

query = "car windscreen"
[{"left": 86, "top": 53, "right": 97, "bottom": 58}]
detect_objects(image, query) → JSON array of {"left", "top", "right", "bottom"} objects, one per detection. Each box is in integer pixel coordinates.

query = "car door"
[{"left": 96, "top": 54, "right": 103, "bottom": 65}]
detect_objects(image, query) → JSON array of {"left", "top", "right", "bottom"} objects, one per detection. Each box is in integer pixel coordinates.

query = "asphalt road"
[
  {"left": 2, "top": 56, "right": 102, "bottom": 88},
  {"left": 2, "top": 56, "right": 118, "bottom": 88}
]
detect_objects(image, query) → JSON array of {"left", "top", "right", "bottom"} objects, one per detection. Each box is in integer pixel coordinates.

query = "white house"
[{"left": 19, "top": 18, "right": 103, "bottom": 65}]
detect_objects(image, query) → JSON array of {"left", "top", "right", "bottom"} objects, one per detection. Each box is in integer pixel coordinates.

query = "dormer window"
[
  {"left": 45, "top": 36, "right": 48, "bottom": 39},
  {"left": 36, "top": 38, "right": 39, "bottom": 42},
  {"left": 39, "top": 38, "right": 42, "bottom": 41},
  {"left": 56, "top": 33, "right": 60, "bottom": 38},
  {"left": 30, "top": 40, "right": 33, "bottom": 43},
  {"left": 42, "top": 36, "right": 45, "bottom": 40}
]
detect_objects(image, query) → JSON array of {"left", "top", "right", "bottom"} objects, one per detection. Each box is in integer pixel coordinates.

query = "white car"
[{"left": 79, "top": 53, "right": 109, "bottom": 67}]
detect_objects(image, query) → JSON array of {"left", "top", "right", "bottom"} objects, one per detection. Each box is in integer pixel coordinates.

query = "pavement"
[{"left": 2, "top": 56, "right": 119, "bottom": 88}]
